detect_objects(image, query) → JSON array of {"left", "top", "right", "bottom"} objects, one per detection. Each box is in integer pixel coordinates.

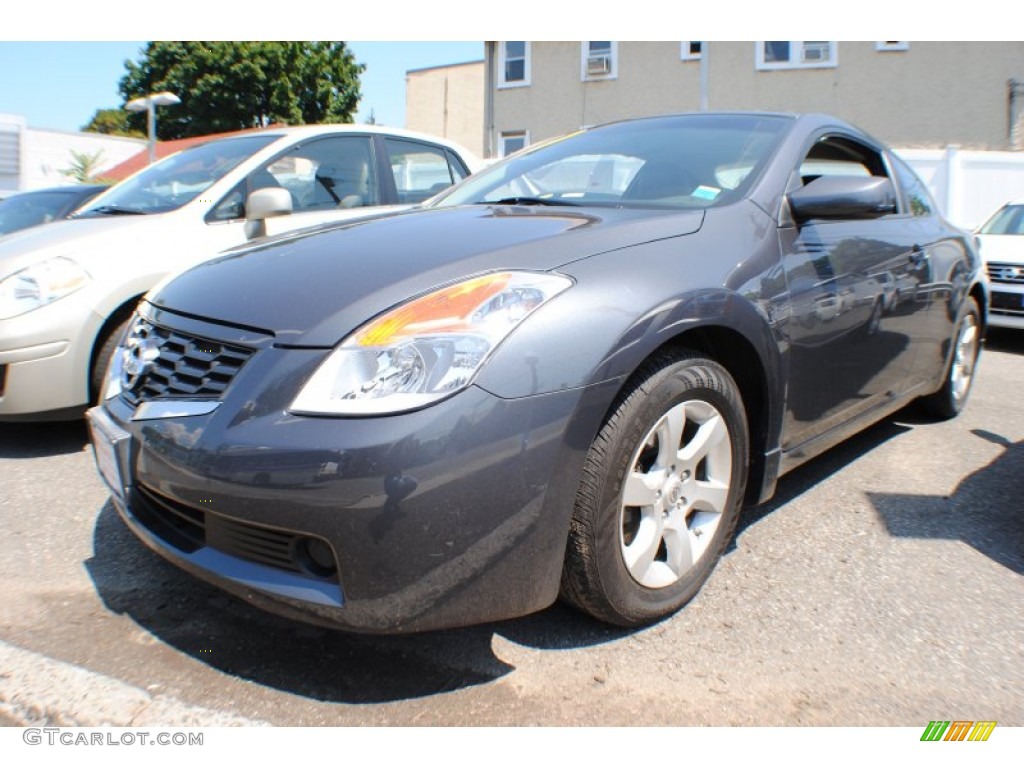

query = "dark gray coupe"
[{"left": 88, "top": 113, "right": 987, "bottom": 633}]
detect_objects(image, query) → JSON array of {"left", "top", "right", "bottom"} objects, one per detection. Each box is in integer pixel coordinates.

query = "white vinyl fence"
[{"left": 896, "top": 147, "right": 1024, "bottom": 230}]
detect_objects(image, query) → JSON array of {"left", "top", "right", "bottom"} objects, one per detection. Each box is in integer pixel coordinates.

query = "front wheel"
[
  {"left": 921, "top": 297, "right": 981, "bottom": 420},
  {"left": 560, "top": 351, "right": 749, "bottom": 627},
  {"left": 90, "top": 315, "right": 131, "bottom": 404}
]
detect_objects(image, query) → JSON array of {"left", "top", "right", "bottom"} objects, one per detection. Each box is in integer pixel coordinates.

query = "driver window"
[
  {"left": 208, "top": 181, "right": 246, "bottom": 222},
  {"left": 250, "top": 137, "right": 378, "bottom": 213}
]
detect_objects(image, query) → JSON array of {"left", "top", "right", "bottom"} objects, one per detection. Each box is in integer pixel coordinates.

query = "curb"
[{"left": 0, "top": 640, "right": 267, "bottom": 727}]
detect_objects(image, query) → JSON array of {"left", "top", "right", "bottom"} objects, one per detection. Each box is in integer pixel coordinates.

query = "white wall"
[
  {"left": 896, "top": 147, "right": 1024, "bottom": 230},
  {"left": 21, "top": 128, "right": 144, "bottom": 189},
  {"left": 0, "top": 112, "right": 145, "bottom": 197}
]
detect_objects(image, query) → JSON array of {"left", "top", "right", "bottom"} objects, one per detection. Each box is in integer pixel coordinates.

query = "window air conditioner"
[
  {"left": 587, "top": 55, "right": 611, "bottom": 75},
  {"left": 802, "top": 42, "right": 830, "bottom": 62}
]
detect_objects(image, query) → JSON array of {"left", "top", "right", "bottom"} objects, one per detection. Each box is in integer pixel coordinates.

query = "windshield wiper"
[
  {"left": 481, "top": 196, "right": 581, "bottom": 207},
  {"left": 79, "top": 205, "right": 148, "bottom": 216}
]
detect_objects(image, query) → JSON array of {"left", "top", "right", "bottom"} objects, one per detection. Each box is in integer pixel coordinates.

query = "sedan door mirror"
[
  {"left": 789, "top": 175, "right": 897, "bottom": 221},
  {"left": 244, "top": 187, "right": 293, "bottom": 240}
]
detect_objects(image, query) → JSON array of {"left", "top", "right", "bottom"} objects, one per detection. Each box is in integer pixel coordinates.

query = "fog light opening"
[{"left": 293, "top": 537, "right": 338, "bottom": 579}]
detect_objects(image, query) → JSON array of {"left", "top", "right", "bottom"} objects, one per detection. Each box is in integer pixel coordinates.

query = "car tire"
[
  {"left": 560, "top": 351, "right": 749, "bottom": 627},
  {"left": 90, "top": 315, "right": 130, "bottom": 404},
  {"left": 920, "top": 296, "right": 981, "bottom": 420}
]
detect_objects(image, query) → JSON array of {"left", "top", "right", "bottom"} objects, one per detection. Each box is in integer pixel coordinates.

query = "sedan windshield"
[
  {"left": 978, "top": 204, "right": 1024, "bottom": 235},
  {"left": 431, "top": 114, "right": 792, "bottom": 211},
  {"left": 76, "top": 134, "right": 279, "bottom": 216}
]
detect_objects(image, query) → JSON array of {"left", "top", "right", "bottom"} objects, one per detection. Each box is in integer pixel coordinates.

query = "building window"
[
  {"left": 756, "top": 41, "right": 837, "bottom": 70},
  {"left": 500, "top": 131, "right": 528, "bottom": 157},
  {"left": 499, "top": 42, "right": 530, "bottom": 88},
  {"left": 581, "top": 41, "right": 617, "bottom": 81},
  {"left": 680, "top": 41, "right": 702, "bottom": 61},
  {"left": 0, "top": 121, "right": 21, "bottom": 177},
  {"left": 876, "top": 41, "right": 909, "bottom": 52}
]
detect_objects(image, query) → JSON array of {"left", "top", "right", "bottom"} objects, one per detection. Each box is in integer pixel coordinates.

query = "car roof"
[
  {"left": 187, "top": 123, "right": 481, "bottom": 170},
  {"left": 219, "top": 123, "right": 476, "bottom": 150}
]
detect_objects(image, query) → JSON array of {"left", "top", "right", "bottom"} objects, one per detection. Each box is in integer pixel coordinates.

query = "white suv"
[
  {"left": 977, "top": 199, "right": 1024, "bottom": 330},
  {"left": 0, "top": 125, "right": 479, "bottom": 420}
]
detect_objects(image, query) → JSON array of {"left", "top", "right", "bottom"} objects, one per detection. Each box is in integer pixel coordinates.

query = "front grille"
[
  {"left": 987, "top": 262, "right": 1024, "bottom": 284},
  {"left": 132, "top": 484, "right": 338, "bottom": 582},
  {"left": 991, "top": 290, "right": 1024, "bottom": 315},
  {"left": 121, "top": 318, "right": 254, "bottom": 405}
]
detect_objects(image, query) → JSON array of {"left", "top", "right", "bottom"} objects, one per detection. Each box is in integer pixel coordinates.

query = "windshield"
[
  {"left": 431, "top": 114, "right": 792, "bottom": 210},
  {"left": 77, "top": 135, "right": 279, "bottom": 216},
  {"left": 979, "top": 204, "right": 1024, "bottom": 235}
]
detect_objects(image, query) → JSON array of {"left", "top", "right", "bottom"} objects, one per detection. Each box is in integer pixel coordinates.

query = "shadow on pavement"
[
  {"left": 984, "top": 327, "right": 1024, "bottom": 355},
  {"left": 734, "top": 414, "right": 911, "bottom": 541},
  {"left": 85, "top": 501, "right": 638, "bottom": 704},
  {"left": 0, "top": 420, "right": 89, "bottom": 459},
  {"left": 86, "top": 503, "right": 514, "bottom": 704},
  {"left": 867, "top": 429, "right": 1024, "bottom": 575}
]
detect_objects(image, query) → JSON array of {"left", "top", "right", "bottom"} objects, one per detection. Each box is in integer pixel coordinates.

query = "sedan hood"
[{"left": 150, "top": 205, "right": 705, "bottom": 346}]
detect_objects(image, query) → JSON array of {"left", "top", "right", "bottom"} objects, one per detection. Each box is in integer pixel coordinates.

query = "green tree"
[
  {"left": 60, "top": 149, "right": 109, "bottom": 183},
  {"left": 118, "top": 42, "right": 364, "bottom": 139},
  {"left": 81, "top": 108, "right": 145, "bottom": 138}
]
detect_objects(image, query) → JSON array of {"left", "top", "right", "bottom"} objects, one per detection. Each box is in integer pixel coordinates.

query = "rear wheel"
[
  {"left": 560, "top": 351, "right": 749, "bottom": 626},
  {"left": 921, "top": 297, "right": 981, "bottom": 420}
]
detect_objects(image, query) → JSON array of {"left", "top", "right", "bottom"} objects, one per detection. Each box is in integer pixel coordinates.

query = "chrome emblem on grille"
[{"left": 121, "top": 326, "right": 161, "bottom": 391}]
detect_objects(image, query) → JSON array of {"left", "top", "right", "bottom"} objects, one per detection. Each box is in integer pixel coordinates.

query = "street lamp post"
[{"left": 126, "top": 91, "right": 181, "bottom": 165}]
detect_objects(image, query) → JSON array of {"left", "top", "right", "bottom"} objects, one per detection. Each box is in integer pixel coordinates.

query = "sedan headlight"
[
  {"left": 290, "top": 271, "right": 572, "bottom": 416},
  {"left": 0, "top": 257, "right": 91, "bottom": 320}
]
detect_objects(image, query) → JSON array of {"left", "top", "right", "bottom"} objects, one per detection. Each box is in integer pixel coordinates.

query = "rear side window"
[{"left": 385, "top": 139, "right": 463, "bottom": 204}]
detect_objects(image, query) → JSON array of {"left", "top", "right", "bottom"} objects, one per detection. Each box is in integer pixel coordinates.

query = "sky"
[{"left": 0, "top": 41, "right": 484, "bottom": 133}]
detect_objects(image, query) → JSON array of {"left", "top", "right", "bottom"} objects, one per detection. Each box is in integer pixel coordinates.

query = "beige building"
[
  {"left": 485, "top": 42, "right": 1024, "bottom": 157},
  {"left": 405, "top": 60, "right": 485, "bottom": 158}
]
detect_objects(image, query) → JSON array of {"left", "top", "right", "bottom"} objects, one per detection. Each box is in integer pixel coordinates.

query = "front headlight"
[
  {"left": 0, "top": 257, "right": 91, "bottom": 320},
  {"left": 290, "top": 271, "right": 572, "bottom": 416}
]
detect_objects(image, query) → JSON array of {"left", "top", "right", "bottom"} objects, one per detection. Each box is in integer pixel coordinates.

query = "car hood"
[
  {"left": 150, "top": 205, "right": 705, "bottom": 346},
  {"left": 0, "top": 214, "right": 172, "bottom": 278},
  {"left": 976, "top": 234, "right": 1023, "bottom": 265}
]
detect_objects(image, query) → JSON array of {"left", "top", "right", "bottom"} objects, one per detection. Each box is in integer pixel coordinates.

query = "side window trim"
[
  {"left": 445, "top": 148, "right": 470, "bottom": 181},
  {"left": 371, "top": 134, "right": 399, "bottom": 204}
]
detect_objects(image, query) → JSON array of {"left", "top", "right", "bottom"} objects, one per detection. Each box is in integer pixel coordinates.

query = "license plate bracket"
[{"left": 87, "top": 407, "right": 131, "bottom": 500}]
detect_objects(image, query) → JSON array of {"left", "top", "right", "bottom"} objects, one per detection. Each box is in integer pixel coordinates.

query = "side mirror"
[
  {"left": 789, "top": 175, "right": 897, "bottom": 221},
  {"left": 244, "top": 187, "right": 293, "bottom": 240}
]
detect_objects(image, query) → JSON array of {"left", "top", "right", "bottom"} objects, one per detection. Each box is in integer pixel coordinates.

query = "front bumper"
[
  {"left": 90, "top": 361, "right": 603, "bottom": 633},
  {"left": 0, "top": 294, "right": 102, "bottom": 419}
]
